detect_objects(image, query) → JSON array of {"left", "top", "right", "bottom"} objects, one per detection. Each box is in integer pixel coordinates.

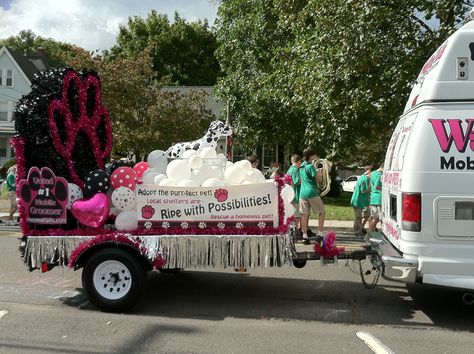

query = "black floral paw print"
[
  {"left": 19, "top": 167, "right": 68, "bottom": 223},
  {"left": 48, "top": 70, "right": 113, "bottom": 188}
]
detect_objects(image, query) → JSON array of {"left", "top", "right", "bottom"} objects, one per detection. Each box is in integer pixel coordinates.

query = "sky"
[{"left": 0, "top": 0, "right": 219, "bottom": 51}]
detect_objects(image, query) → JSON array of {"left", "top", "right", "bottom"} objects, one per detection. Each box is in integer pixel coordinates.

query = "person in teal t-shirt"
[
  {"left": 369, "top": 163, "right": 384, "bottom": 231},
  {"left": 350, "top": 166, "right": 372, "bottom": 237},
  {"left": 287, "top": 154, "right": 302, "bottom": 235},
  {"left": 6, "top": 165, "right": 18, "bottom": 222},
  {"left": 299, "top": 147, "right": 325, "bottom": 244}
]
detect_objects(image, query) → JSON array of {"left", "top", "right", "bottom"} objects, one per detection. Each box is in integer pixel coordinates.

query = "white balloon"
[
  {"left": 166, "top": 159, "right": 191, "bottom": 182},
  {"left": 142, "top": 169, "right": 161, "bottom": 184},
  {"left": 241, "top": 180, "right": 252, "bottom": 185},
  {"left": 284, "top": 202, "right": 295, "bottom": 221},
  {"left": 224, "top": 164, "right": 245, "bottom": 185},
  {"left": 176, "top": 179, "right": 199, "bottom": 187},
  {"left": 67, "top": 183, "right": 83, "bottom": 209},
  {"left": 147, "top": 150, "right": 168, "bottom": 173},
  {"left": 281, "top": 185, "right": 295, "bottom": 203},
  {"left": 226, "top": 161, "right": 233, "bottom": 168},
  {"left": 243, "top": 169, "right": 265, "bottom": 184},
  {"left": 217, "top": 153, "right": 227, "bottom": 158},
  {"left": 181, "top": 149, "right": 198, "bottom": 158},
  {"left": 202, "top": 177, "right": 226, "bottom": 187},
  {"left": 192, "top": 164, "right": 212, "bottom": 185},
  {"left": 188, "top": 155, "right": 203, "bottom": 170},
  {"left": 200, "top": 147, "right": 217, "bottom": 158},
  {"left": 234, "top": 159, "right": 252, "bottom": 171},
  {"left": 111, "top": 187, "right": 136, "bottom": 211},
  {"left": 153, "top": 174, "right": 167, "bottom": 185},
  {"left": 210, "top": 165, "right": 224, "bottom": 179},
  {"left": 115, "top": 210, "right": 138, "bottom": 231},
  {"left": 159, "top": 178, "right": 176, "bottom": 186}
]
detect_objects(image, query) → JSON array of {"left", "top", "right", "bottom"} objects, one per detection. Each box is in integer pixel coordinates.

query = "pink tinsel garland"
[
  {"left": 313, "top": 231, "right": 345, "bottom": 258},
  {"left": 67, "top": 233, "right": 165, "bottom": 270}
]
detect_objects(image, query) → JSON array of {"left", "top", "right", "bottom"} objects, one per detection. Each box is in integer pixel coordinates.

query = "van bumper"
[{"left": 368, "top": 232, "right": 418, "bottom": 283}]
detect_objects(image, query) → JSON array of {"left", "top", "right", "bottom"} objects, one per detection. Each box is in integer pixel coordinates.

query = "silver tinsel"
[{"left": 24, "top": 234, "right": 291, "bottom": 270}]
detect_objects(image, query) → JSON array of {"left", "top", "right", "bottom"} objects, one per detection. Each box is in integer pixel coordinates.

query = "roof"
[{"left": 1, "top": 46, "right": 49, "bottom": 82}]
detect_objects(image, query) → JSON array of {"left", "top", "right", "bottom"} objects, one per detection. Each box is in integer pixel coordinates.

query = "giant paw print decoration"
[{"left": 48, "top": 70, "right": 113, "bottom": 188}]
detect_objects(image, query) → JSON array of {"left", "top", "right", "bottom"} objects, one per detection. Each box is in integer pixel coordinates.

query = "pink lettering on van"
[{"left": 429, "top": 119, "right": 474, "bottom": 153}]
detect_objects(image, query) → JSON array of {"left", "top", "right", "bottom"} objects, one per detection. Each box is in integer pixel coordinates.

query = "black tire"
[
  {"left": 292, "top": 259, "right": 307, "bottom": 268},
  {"left": 82, "top": 248, "right": 146, "bottom": 312}
]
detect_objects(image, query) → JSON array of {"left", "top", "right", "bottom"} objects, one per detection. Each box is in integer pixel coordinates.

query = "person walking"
[
  {"left": 287, "top": 154, "right": 302, "bottom": 237},
  {"left": 350, "top": 165, "right": 372, "bottom": 237},
  {"left": 6, "top": 165, "right": 17, "bottom": 223},
  {"left": 369, "top": 163, "right": 384, "bottom": 232},
  {"left": 299, "top": 147, "right": 325, "bottom": 244}
]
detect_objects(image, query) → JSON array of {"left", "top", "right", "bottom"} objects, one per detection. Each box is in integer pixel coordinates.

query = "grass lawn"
[{"left": 313, "top": 191, "right": 353, "bottom": 221}]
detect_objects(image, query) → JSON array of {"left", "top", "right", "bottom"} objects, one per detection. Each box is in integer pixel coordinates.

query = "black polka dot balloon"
[
  {"left": 84, "top": 169, "right": 110, "bottom": 198},
  {"left": 111, "top": 186, "right": 136, "bottom": 211}
]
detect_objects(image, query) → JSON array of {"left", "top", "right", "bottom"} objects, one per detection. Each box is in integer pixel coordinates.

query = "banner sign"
[
  {"left": 136, "top": 183, "right": 279, "bottom": 229},
  {"left": 18, "top": 167, "right": 68, "bottom": 224}
]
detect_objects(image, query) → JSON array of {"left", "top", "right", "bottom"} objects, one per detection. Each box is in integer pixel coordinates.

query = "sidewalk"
[{"left": 309, "top": 218, "right": 381, "bottom": 231}]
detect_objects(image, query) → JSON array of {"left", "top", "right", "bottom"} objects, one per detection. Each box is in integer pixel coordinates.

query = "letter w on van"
[{"left": 429, "top": 119, "right": 474, "bottom": 152}]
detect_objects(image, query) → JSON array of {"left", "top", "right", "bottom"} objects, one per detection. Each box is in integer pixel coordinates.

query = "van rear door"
[{"left": 382, "top": 112, "right": 417, "bottom": 248}]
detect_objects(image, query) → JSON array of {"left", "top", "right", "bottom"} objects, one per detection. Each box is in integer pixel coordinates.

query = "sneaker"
[
  {"left": 316, "top": 233, "right": 324, "bottom": 242},
  {"left": 302, "top": 237, "right": 310, "bottom": 245},
  {"left": 307, "top": 229, "right": 317, "bottom": 238}
]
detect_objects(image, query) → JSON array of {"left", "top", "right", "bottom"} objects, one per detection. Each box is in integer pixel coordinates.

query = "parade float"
[{"left": 15, "top": 68, "right": 373, "bottom": 312}]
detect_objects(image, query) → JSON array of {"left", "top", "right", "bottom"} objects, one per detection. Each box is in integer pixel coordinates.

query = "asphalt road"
[{"left": 0, "top": 230, "right": 473, "bottom": 353}]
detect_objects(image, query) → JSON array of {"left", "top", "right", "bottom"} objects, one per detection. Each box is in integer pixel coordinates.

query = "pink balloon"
[
  {"left": 133, "top": 161, "right": 149, "bottom": 179},
  {"left": 71, "top": 193, "right": 110, "bottom": 228},
  {"left": 111, "top": 166, "right": 138, "bottom": 190}
]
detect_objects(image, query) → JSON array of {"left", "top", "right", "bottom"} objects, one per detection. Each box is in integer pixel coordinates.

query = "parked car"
[{"left": 341, "top": 175, "right": 360, "bottom": 192}]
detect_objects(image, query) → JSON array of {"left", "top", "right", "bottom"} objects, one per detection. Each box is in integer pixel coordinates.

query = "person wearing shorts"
[
  {"left": 350, "top": 166, "right": 371, "bottom": 237},
  {"left": 299, "top": 147, "right": 325, "bottom": 244},
  {"left": 369, "top": 163, "right": 384, "bottom": 231},
  {"left": 287, "top": 154, "right": 302, "bottom": 236},
  {"left": 6, "top": 165, "right": 17, "bottom": 222}
]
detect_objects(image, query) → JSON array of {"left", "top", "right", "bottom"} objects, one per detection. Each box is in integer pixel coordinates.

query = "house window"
[
  {"left": 0, "top": 70, "right": 2, "bottom": 86},
  {"left": 6, "top": 69, "right": 13, "bottom": 86},
  {"left": 0, "top": 102, "right": 8, "bottom": 121}
]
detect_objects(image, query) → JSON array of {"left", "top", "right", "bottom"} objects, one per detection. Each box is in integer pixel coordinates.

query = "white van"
[{"left": 371, "top": 11, "right": 474, "bottom": 295}]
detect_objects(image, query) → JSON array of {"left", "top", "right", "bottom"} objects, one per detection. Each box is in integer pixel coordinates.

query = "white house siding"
[{"left": 0, "top": 48, "right": 32, "bottom": 165}]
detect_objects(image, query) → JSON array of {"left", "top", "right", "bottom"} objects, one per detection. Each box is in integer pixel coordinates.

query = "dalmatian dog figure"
[{"left": 165, "top": 120, "right": 233, "bottom": 158}]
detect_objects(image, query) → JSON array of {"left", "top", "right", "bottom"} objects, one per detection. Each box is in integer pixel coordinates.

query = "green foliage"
[
  {"left": 100, "top": 49, "right": 215, "bottom": 160},
  {"left": 0, "top": 30, "right": 78, "bottom": 67},
  {"left": 108, "top": 11, "right": 220, "bottom": 86},
  {"left": 215, "top": 0, "right": 473, "bottom": 164}
]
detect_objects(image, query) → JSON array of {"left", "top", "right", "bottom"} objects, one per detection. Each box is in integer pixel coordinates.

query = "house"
[{"left": 0, "top": 46, "right": 49, "bottom": 167}]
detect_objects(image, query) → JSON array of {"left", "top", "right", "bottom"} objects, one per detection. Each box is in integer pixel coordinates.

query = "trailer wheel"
[
  {"left": 82, "top": 248, "right": 146, "bottom": 312},
  {"left": 292, "top": 259, "right": 307, "bottom": 268}
]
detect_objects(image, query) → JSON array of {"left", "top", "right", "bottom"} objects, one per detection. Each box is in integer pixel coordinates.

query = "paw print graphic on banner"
[
  {"left": 214, "top": 188, "right": 228, "bottom": 202},
  {"left": 19, "top": 167, "right": 68, "bottom": 225},
  {"left": 141, "top": 205, "right": 155, "bottom": 219}
]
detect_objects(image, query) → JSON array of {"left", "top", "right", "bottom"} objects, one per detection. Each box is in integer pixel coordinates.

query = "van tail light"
[{"left": 402, "top": 193, "right": 421, "bottom": 232}]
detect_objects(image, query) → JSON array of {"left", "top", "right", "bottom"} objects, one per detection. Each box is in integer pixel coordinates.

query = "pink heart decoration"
[{"left": 71, "top": 192, "right": 110, "bottom": 228}]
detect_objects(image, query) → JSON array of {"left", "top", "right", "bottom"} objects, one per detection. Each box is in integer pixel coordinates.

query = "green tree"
[
  {"left": 215, "top": 0, "right": 473, "bottom": 164},
  {"left": 0, "top": 30, "right": 80, "bottom": 67},
  {"left": 108, "top": 11, "right": 220, "bottom": 86},
  {"left": 100, "top": 48, "right": 215, "bottom": 160}
]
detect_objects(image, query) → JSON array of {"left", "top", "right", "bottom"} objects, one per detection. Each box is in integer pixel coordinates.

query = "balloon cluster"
[
  {"left": 66, "top": 159, "right": 150, "bottom": 231},
  {"left": 144, "top": 147, "right": 267, "bottom": 188}
]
